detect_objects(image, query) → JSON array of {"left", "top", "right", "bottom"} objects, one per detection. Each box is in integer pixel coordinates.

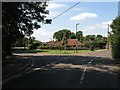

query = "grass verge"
[{"left": 24, "top": 49, "right": 94, "bottom": 54}]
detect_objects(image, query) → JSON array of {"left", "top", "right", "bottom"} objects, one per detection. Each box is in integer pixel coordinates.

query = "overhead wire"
[
  {"left": 52, "top": 0, "right": 84, "bottom": 20},
  {"left": 43, "top": 0, "right": 84, "bottom": 25}
]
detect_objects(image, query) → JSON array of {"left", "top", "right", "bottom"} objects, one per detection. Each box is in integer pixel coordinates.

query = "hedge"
[
  {"left": 111, "top": 44, "right": 120, "bottom": 62},
  {"left": 28, "top": 43, "right": 40, "bottom": 50}
]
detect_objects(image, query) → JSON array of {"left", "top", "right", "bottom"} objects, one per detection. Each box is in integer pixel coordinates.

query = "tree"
[
  {"left": 2, "top": 2, "right": 51, "bottom": 57},
  {"left": 53, "top": 29, "right": 71, "bottom": 41},
  {"left": 69, "top": 32, "right": 76, "bottom": 39},
  {"left": 76, "top": 31, "right": 83, "bottom": 42},
  {"left": 83, "top": 35, "right": 95, "bottom": 48},
  {"left": 96, "top": 35, "right": 103, "bottom": 40},
  {"left": 89, "top": 35, "right": 96, "bottom": 51},
  {"left": 110, "top": 16, "right": 120, "bottom": 62},
  {"left": 95, "top": 35, "right": 105, "bottom": 49},
  {"left": 83, "top": 35, "right": 91, "bottom": 48},
  {"left": 83, "top": 35, "right": 106, "bottom": 50}
]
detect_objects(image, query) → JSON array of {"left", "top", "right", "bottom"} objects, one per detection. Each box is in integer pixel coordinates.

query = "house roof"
[
  {"left": 46, "top": 41, "right": 54, "bottom": 45},
  {"left": 67, "top": 39, "right": 84, "bottom": 46},
  {"left": 54, "top": 41, "right": 62, "bottom": 46},
  {"left": 46, "top": 41, "right": 62, "bottom": 46},
  {"left": 45, "top": 39, "right": 84, "bottom": 46}
]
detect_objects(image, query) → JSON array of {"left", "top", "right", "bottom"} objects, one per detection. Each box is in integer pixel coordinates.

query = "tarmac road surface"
[{"left": 2, "top": 50, "right": 119, "bottom": 88}]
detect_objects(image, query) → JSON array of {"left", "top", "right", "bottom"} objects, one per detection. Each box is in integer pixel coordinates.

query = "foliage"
[
  {"left": 53, "top": 29, "right": 71, "bottom": 41},
  {"left": 53, "top": 29, "right": 107, "bottom": 50},
  {"left": 110, "top": 16, "right": 120, "bottom": 61},
  {"left": 28, "top": 42, "right": 40, "bottom": 50},
  {"left": 69, "top": 32, "right": 76, "bottom": 39},
  {"left": 13, "top": 37, "right": 25, "bottom": 47},
  {"left": 83, "top": 35, "right": 107, "bottom": 50},
  {"left": 37, "top": 46, "right": 49, "bottom": 49},
  {"left": 13, "top": 36, "right": 42, "bottom": 48},
  {"left": 76, "top": 31, "right": 83, "bottom": 42},
  {"left": 2, "top": 2, "right": 50, "bottom": 57}
]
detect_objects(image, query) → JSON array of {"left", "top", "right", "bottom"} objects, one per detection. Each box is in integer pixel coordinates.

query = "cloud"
[
  {"left": 32, "top": 29, "right": 54, "bottom": 42},
  {"left": 102, "top": 21, "right": 112, "bottom": 26},
  {"left": 46, "top": 3, "right": 67, "bottom": 18},
  {"left": 47, "top": 3, "right": 67, "bottom": 10},
  {"left": 81, "top": 20, "right": 112, "bottom": 36},
  {"left": 85, "top": 20, "right": 112, "bottom": 30},
  {"left": 70, "top": 12, "right": 98, "bottom": 21},
  {"left": 32, "top": 29, "right": 49, "bottom": 36},
  {"left": 86, "top": 26, "right": 96, "bottom": 30}
]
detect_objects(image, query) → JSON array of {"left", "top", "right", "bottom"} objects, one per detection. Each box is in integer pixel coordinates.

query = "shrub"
[
  {"left": 28, "top": 42, "right": 40, "bottom": 49},
  {"left": 37, "top": 46, "right": 49, "bottom": 49},
  {"left": 112, "top": 44, "right": 120, "bottom": 62}
]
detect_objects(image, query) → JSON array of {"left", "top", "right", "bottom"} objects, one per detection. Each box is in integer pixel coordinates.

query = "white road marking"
[
  {"left": 88, "top": 59, "right": 94, "bottom": 64},
  {"left": 80, "top": 67, "right": 87, "bottom": 84},
  {"left": 80, "top": 57, "right": 97, "bottom": 84},
  {"left": 2, "top": 74, "right": 22, "bottom": 84}
]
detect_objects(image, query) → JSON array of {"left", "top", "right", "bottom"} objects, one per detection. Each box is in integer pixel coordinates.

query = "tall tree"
[
  {"left": 53, "top": 29, "right": 71, "bottom": 41},
  {"left": 76, "top": 31, "right": 83, "bottom": 42},
  {"left": 110, "top": 16, "right": 120, "bottom": 62},
  {"left": 2, "top": 2, "right": 51, "bottom": 57}
]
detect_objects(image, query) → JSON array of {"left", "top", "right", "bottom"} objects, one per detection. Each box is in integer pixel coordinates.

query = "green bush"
[
  {"left": 94, "top": 42, "right": 106, "bottom": 49},
  {"left": 112, "top": 44, "right": 120, "bottom": 61},
  {"left": 28, "top": 43, "right": 40, "bottom": 50},
  {"left": 110, "top": 35, "right": 120, "bottom": 62},
  {"left": 37, "top": 46, "right": 49, "bottom": 49}
]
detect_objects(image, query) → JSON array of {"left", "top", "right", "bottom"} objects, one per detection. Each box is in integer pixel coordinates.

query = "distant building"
[
  {"left": 45, "top": 39, "right": 84, "bottom": 49},
  {"left": 45, "top": 41, "right": 62, "bottom": 47},
  {"left": 67, "top": 39, "right": 84, "bottom": 47}
]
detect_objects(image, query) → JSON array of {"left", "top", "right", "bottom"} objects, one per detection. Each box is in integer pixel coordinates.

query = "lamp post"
[{"left": 76, "top": 23, "right": 79, "bottom": 52}]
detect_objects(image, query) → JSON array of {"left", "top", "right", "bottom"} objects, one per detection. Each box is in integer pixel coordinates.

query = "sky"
[{"left": 32, "top": 1, "right": 118, "bottom": 42}]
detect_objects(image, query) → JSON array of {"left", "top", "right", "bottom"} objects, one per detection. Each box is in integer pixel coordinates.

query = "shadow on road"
[{"left": 2, "top": 55, "right": 119, "bottom": 88}]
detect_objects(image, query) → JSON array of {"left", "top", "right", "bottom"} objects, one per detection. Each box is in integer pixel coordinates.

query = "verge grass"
[{"left": 25, "top": 49, "right": 94, "bottom": 54}]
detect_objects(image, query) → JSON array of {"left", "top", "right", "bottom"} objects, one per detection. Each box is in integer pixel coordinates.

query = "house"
[
  {"left": 45, "top": 39, "right": 84, "bottom": 49},
  {"left": 45, "top": 41, "right": 62, "bottom": 47},
  {"left": 67, "top": 39, "right": 84, "bottom": 47}
]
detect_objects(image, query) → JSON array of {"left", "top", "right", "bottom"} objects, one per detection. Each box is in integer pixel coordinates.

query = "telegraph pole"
[{"left": 107, "top": 24, "right": 110, "bottom": 50}]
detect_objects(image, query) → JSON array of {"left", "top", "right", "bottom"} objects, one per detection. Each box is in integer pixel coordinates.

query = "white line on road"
[
  {"left": 2, "top": 74, "right": 22, "bottom": 84},
  {"left": 80, "top": 57, "right": 97, "bottom": 84},
  {"left": 80, "top": 67, "right": 87, "bottom": 84},
  {"left": 88, "top": 58, "right": 94, "bottom": 64}
]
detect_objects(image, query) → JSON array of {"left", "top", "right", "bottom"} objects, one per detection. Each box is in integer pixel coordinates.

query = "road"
[{"left": 3, "top": 50, "right": 119, "bottom": 88}]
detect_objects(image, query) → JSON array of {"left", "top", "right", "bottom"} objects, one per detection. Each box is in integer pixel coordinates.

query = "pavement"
[{"left": 2, "top": 49, "right": 119, "bottom": 88}]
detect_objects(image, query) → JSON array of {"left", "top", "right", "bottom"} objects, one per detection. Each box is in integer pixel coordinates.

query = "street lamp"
[{"left": 76, "top": 23, "right": 79, "bottom": 52}]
